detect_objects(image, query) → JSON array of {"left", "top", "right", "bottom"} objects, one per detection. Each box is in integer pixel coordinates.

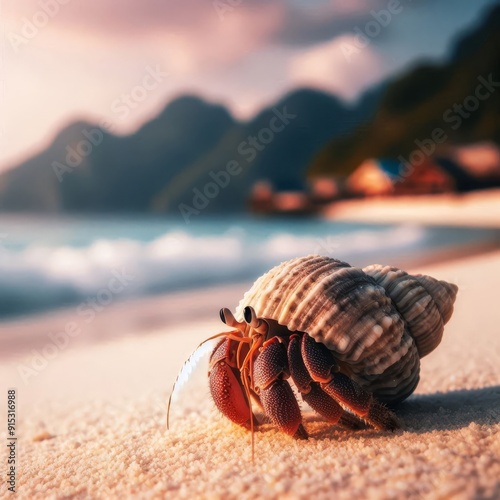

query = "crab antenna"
[
  {"left": 243, "top": 306, "right": 268, "bottom": 335},
  {"left": 220, "top": 307, "right": 246, "bottom": 330},
  {"left": 240, "top": 337, "right": 263, "bottom": 464},
  {"left": 167, "top": 330, "right": 249, "bottom": 430},
  {"left": 241, "top": 366, "right": 255, "bottom": 463}
]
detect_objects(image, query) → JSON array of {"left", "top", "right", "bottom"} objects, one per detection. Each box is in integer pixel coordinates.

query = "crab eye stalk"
[
  {"left": 220, "top": 307, "right": 246, "bottom": 331},
  {"left": 243, "top": 306, "right": 268, "bottom": 335}
]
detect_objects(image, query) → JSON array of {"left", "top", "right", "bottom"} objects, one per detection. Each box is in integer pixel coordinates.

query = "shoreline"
[{"left": 323, "top": 189, "right": 500, "bottom": 228}]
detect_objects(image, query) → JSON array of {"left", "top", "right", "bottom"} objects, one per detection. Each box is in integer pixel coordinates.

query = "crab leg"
[
  {"left": 288, "top": 334, "right": 366, "bottom": 430},
  {"left": 209, "top": 338, "right": 256, "bottom": 428},
  {"left": 301, "top": 334, "right": 400, "bottom": 431},
  {"left": 253, "top": 337, "right": 308, "bottom": 439}
]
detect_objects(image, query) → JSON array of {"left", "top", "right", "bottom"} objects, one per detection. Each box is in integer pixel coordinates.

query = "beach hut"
[
  {"left": 396, "top": 158, "right": 455, "bottom": 194},
  {"left": 346, "top": 158, "right": 402, "bottom": 197},
  {"left": 248, "top": 180, "right": 274, "bottom": 213},
  {"left": 309, "top": 177, "right": 340, "bottom": 201},
  {"left": 451, "top": 142, "right": 500, "bottom": 178},
  {"left": 347, "top": 158, "right": 455, "bottom": 197},
  {"left": 248, "top": 180, "right": 313, "bottom": 215}
]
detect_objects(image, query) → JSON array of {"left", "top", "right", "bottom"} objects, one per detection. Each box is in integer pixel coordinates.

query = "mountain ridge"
[
  {"left": 309, "top": 4, "right": 500, "bottom": 178},
  {"left": 0, "top": 86, "right": 381, "bottom": 214}
]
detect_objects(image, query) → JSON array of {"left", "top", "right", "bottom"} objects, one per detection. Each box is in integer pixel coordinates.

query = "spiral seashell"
[
  {"left": 235, "top": 255, "right": 458, "bottom": 403},
  {"left": 363, "top": 264, "right": 458, "bottom": 357}
]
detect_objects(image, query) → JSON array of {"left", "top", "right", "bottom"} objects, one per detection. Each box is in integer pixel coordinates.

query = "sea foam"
[{"left": 0, "top": 225, "right": 425, "bottom": 318}]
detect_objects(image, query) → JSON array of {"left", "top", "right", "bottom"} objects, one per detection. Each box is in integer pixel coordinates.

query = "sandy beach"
[
  {"left": 1, "top": 247, "right": 499, "bottom": 499},
  {"left": 325, "top": 189, "right": 500, "bottom": 228}
]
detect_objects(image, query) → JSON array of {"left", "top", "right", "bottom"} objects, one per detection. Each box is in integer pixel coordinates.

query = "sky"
[{"left": 0, "top": 0, "right": 498, "bottom": 172}]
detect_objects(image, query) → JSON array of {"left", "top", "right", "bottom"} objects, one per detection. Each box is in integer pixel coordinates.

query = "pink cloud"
[
  {"left": 0, "top": 0, "right": 402, "bottom": 169},
  {"left": 288, "top": 35, "right": 387, "bottom": 101}
]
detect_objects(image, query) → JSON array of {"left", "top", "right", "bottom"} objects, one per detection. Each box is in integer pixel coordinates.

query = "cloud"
[
  {"left": 1, "top": 0, "right": 493, "bottom": 171},
  {"left": 288, "top": 35, "right": 387, "bottom": 101},
  {"left": 0, "top": 0, "right": 427, "bottom": 84},
  {"left": 4, "top": 0, "right": 394, "bottom": 68},
  {"left": 275, "top": 0, "right": 391, "bottom": 45},
  {"left": 0, "top": 0, "right": 395, "bottom": 169},
  {"left": 4, "top": 0, "right": 284, "bottom": 74},
  {"left": 5, "top": 0, "right": 388, "bottom": 38}
]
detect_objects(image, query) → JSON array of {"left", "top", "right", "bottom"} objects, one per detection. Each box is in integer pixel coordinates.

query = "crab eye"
[
  {"left": 243, "top": 306, "right": 253, "bottom": 324},
  {"left": 219, "top": 308, "right": 227, "bottom": 324}
]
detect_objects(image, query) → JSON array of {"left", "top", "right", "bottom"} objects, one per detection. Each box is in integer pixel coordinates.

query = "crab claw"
[{"left": 209, "top": 338, "right": 255, "bottom": 428}]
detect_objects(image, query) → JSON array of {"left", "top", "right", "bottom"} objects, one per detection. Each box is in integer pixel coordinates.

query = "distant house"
[
  {"left": 395, "top": 158, "right": 455, "bottom": 194},
  {"left": 347, "top": 158, "right": 455, "bottom": 197},
  {"left": 248, "top": 180, "right": 274, "bottom": 213},
  {"left": 347, "top": 159, "right": 401, "bottom": 196},
  {"left": 248, "top": 180, "right": 313, "bottom": 215},
  {"left": 451, "top": 142, "right": 500, "bottom": 178},
  {"left": 309, "top": 177, "right": 340, "bottom": 202},
  {"left": 435, "top": 157, "right": 477, "bottom": 192},
  {"left": 435, "top": 142, "right": 500, "bottom": 192}
]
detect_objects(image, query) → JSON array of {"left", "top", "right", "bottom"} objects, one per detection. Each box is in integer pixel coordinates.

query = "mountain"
[
  {"left": 0, "top": 86, "right": 381, "bottom": 214},
  {"left": 309, "top": 4, "right": 500, "bottom": 178},
  {"left": 153, "top": 87, "right": 383, "bottom": 215},
  {"left": 0, "top": 96, "right": 235, "bottom": 212}
]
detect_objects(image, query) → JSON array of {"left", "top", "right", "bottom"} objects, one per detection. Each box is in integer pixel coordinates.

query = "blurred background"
[{"left": 0, "top": 0, "right": 499, "bottom": 323}]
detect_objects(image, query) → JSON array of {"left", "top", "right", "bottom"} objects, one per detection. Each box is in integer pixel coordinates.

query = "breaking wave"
[{"left": 0, "top": 224, "right": 426, "bottom": 318}]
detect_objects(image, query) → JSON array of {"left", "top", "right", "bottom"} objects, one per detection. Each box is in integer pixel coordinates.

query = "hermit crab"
[{"left": 168, "top": 255, "right": 458, "bottom": 442}]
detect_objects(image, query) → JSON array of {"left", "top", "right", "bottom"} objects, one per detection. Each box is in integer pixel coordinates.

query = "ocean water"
[{"left": 0, "top": 215, "right": 498, "bottom": 320}]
